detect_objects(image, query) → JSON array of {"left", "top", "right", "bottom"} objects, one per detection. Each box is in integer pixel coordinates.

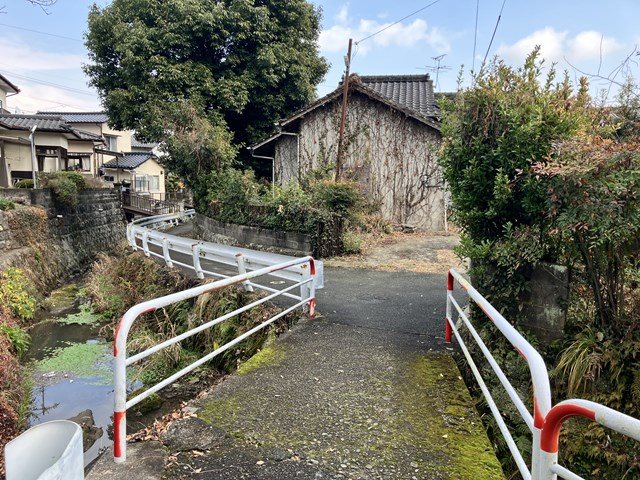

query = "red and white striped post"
[
  {"left": 445, "top": 271, "right": 453, "bottom": 343},
  {"left": 536, "top": 399, "right": 640, "bottom": 479}
]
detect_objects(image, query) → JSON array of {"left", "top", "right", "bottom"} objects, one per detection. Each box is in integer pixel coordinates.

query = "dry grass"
[{"left": 326, "top": 231, "right": 465, "bottom": 274}]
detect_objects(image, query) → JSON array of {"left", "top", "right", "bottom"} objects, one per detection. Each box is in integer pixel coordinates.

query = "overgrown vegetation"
[
  {"left": 0, "top": 197, "right": 15, "bottom": 211},
  {"left": 86, "top": 251, "right": 300, "bottom": 391},
  {"left": 442, "top": 50, "right": 640, "bottom": 478},
  {"left": 13, "top": 179, "right": 33, "bottom": 189},
  {"left": 40, "top": 171, "right": 87, "bottom": 208},
  {"left": 0, "top": 268, "right": 37, "bottom": 321},
  {"left": 0, "top": 268, "right": 36, "bottom": 478},
  {"left": 206, "top": 168, "right": 368, "bottom": 256}
]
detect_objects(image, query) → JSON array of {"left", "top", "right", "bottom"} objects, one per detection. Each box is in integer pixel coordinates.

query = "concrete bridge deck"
[{"left": 88, "top": 232, "right": 502, "bottom": 479}]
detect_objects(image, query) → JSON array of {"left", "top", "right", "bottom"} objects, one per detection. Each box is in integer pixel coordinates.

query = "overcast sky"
[{"left": 1, "top": 0, "right": 638, "bottom": 114}]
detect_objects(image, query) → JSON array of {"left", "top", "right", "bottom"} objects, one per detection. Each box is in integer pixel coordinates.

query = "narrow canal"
[{"left": 23, "top": 282, "right": 114, "bottom": 467}]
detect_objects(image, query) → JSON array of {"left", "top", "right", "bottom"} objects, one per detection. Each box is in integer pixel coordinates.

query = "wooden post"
[{"left": 335, "top": 38, "right": 353, "bottom": 181}]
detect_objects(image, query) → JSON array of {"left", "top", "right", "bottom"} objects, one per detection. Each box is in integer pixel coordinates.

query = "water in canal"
[{"left": 23, "top": 283, "right": 114, "bottom": 466}]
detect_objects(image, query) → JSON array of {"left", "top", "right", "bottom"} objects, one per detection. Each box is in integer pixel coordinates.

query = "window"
[
  {"left": 105, "top": 135, "right": 118, "bottom": 152},
  {"left": 0, "top": 99, "right": 3, "bottom": 111},
  {"left": 135, "top": 175, "right": 148, "bottom": 191},
  {"left": 148, "top": 175, "right": 160, "bottom": 191},
  {"left": 104, "top": 175, "right": 115, "bottom": 182},
  {"left": 67, "top": 157, "right": 90, "bottom": 171}
]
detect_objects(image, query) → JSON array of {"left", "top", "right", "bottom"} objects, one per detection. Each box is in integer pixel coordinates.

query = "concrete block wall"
[{"left": 193, "top": 213, "right": 313, "bottom": 257}]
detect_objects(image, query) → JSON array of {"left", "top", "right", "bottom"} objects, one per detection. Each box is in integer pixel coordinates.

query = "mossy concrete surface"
[{"left": 164, "top": 317, "right": 502, "bottom": 480}]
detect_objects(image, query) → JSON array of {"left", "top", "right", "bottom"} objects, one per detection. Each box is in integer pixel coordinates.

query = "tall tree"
[{"left": 84, "top": 0, "right": 328, "bottom": 147}]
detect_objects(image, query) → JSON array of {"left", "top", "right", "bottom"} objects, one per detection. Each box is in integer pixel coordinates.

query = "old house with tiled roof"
[
  {"left": 250, "top": 74, "right": 446, "bottom": 230},
  {"left": 0, "top": 113, "right": 104, "bottom": 186},
  {"left": 39, "top": 111, "right": 164, "bottom": 196}
]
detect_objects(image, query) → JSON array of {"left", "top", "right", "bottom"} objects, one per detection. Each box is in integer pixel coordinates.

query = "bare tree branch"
[
  {"left": 2, "top": 0, "right": 58, "bottom": 14},
  {"left": 563, "top": 45, "right": 640, "bottom": 104}
]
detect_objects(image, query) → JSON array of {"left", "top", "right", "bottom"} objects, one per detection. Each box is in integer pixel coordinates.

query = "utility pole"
[
  {"left": 29, "top": 125, "right": 38, "bottom": 188},
  {"left": 335, "top": 38, "right": 353, "bottom": 181}
]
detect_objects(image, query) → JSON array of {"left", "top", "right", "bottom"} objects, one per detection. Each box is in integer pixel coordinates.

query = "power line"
[
  {"left": 1, "top": 70, "right": 96, "bottom": 97},
  {"left": 481, "top": 0, "right": 508, "bottom": 70},
  {"left": 0, "top": 61, "right": 84, "bottom": 86},
  {"left": 355, "top": 0, "right": 443, "bottom": 45},
  {"left": 472, "top": 0, "right": 480, "bottom": 73},
  {"left": 0, "top": 22, "right": 83, "bottom": 42}
]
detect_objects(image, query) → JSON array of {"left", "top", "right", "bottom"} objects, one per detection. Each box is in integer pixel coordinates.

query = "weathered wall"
[
  {"left": 0, "top": 188, "right": 126, "bottom": 288},
  {"left": 274, "top": 92, "right": 445, "bottom": 230},
  {"left": 193, "top": 213, "right": 312, "bottom": 257},
  {"left": 520, "top": 263, "right": 569, "bottom": 342}
]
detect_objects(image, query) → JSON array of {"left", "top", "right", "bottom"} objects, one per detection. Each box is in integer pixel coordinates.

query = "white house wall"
[
  {"left": 3, "top": 131, "right": 69, "bottom": 173},
  {"left": 134, "top": 158, "right": 165, "bottom": 194},
  {"left": 274, "top": 93, "right": 445, "bottom": 230}
]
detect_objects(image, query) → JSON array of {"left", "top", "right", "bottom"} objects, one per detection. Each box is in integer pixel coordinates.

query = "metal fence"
[
  {"left": 445, "top": 268, "right": 640, "bottom": 480},
  {"left": 126, "top": 210, "right": 324, "bottom": 289},
  {"left": 121, "top": 191, "right": 182, "bottom": 216},
  {"left": 114, "top": 211, "right": 323, "bottom": 462}
]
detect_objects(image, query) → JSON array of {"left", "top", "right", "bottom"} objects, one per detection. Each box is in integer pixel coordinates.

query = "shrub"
[
  {"left": 310, "top": 180, "right": 361, "bottom": 219},
  {"left": 13, "top": 179, "right": 33, "bottom": 189},
  {"left": 206, "top": 168, "right": 365, "bottom": 256},
  {"left": 341, "top": 231, "right": 363, "bottom": 254},
  {"left": 40, "top": 171, "right": 87, "bottom": 208},
  {"left": 0, "top": 198, "right": 15, "bottom": 211},
  {"left": 0, "top": 269, "right": 37, "bottom": 321},
  {"left": 0, "top": 324, "right": 30, "bottom": 356}
]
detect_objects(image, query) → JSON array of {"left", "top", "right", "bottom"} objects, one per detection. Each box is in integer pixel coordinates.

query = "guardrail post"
[
  {"left": 113, "top": 317, "right": 128, "bottom": 464},
  {"left": 300, "top": 263, "right": 313, "bottom": 313},
  {"left": 162, "top": 237, "right": 173, "bottom": 268},
  {"left": 235, "top": 254, "right": 254, "bottom": 292},
  {"left": 141, "top": 230, "right": 151, "bottom": 257},
  {"left": 445, "top": 271, "right": 453, "bottom": 343},
  {"left": 192, "top": 243, "right": 204, "bottom": 279}
]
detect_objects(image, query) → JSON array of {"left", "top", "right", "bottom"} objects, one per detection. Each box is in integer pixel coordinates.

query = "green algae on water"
[
  {"left": 57, "top": 304, "right": 102, "bottom": 325},
  {"left": 36, "top": 341, "right": 112, "bottom": 383},
  {"left": 43, "top": 283, "right": 80, "bottom": 312}
]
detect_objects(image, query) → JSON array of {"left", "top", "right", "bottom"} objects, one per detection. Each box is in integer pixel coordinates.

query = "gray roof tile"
[
  {"left": 0, "top": 114, "right": 74, "bottom": 132},
  {"left": 359, "top": 75, "right": 438, "bottom": 118},
  {"left": 38, "top": 111, "right": 109, "bottom": 123},
  {"left": 131, "top": 134, "right": 157, "bottom": 149},
  {"left": 103, "top": 152, "right": 155, "bottom": 169}
]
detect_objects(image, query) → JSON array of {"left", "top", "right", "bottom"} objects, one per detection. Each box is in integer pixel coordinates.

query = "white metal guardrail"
[
  {"left": 126, "top": 209, "right": 324, "bottom": 290},
  {"left": 113, "top": 211, "right": 323, "bottom": 462},
  {"left": 114, "top": 255, "right": 318, "bottom": 463},
  {"left": 445, "top": 268, "right": 640, "bottom": 480}
]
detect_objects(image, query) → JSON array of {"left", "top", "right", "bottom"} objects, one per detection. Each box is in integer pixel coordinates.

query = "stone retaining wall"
[
  {"left": 193, "top": 213, "right": 313, "bottom": 257},
  {"left": 0, "top": 188, "right": 126, "bottom": 281}
]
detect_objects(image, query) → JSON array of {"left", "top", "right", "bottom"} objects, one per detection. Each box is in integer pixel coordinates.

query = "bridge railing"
[
  {"left": 121, "top": 191, "right": 182, "bottom": 215},
  {"left": 445, "top": 268, "right": 640, "bottom": 480},
  {"left": 126, "top": 210, "right": 324, "bottom": 291},
  {"left": 114, "top": 255, "right": 318, "bottom": 463}
]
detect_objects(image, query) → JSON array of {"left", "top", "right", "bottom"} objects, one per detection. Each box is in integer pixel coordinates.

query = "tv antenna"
[{"left": 419, "top": 54, "right": 451, "bottom": 89}]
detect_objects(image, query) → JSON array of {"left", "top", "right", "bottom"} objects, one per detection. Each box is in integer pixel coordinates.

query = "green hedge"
[{"left": 206, "top": 169, "right": 361, "bottom": 256}]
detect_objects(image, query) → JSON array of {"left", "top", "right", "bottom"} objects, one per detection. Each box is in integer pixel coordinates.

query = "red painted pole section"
[
  {"left": 540, "top": 403, "right": 596, "bottom": 453},
  {"left": 113, "top": 410, "right": 125, "bottom": 459},
  {"left": 445, "top": 271, "right": 454, "bottom": 343}
]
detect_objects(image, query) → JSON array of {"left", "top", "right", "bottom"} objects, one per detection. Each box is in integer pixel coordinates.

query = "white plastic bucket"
[{"left": 4, "top": 420, "right": 84, "bottom": 480}]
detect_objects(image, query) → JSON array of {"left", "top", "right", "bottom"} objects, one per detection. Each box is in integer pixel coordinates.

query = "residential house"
[
  {"left": 250, "top": 74, "right": 445, "bottom": 230},
  {"left": 0, "top": 73, "right": 19, "bottom": 114},
  {"left": 0, "top": 114, "right": 103, "bottom": 187},
  {"left": 38, "top": 111, "right": 165, "bottom": 197}
]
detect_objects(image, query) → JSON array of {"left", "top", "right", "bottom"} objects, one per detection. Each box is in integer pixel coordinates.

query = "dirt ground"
[{"left": 326, "top": 231, "right": 465, "bottom": 274}]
